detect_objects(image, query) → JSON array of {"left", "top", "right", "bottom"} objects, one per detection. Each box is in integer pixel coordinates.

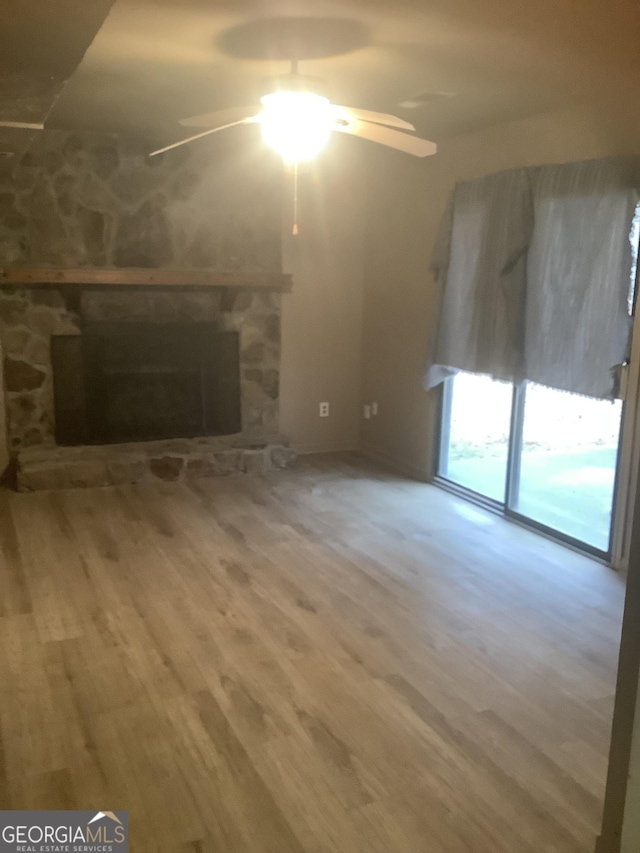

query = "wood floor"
[{"left": 0, "top": 453, "right": 626, "bottom": 852}]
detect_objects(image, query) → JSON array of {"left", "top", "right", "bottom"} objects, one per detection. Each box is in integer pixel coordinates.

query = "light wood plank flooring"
[{"left": 0, "top": 453, "right": 626, "bottom": 852}]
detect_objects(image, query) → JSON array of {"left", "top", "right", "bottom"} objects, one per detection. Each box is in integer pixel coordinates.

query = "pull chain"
[{"left": 292, "top": 162, "right": 299, "bottom": 236}]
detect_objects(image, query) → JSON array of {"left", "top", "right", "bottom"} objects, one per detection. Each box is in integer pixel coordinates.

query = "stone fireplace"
[
  {"left": 1, "top": 284, "right": 281, "bottom": 448},
  {"left": 0, "top": 130, "right": 295, "bottom": 489},
  {"left": 0, "top": 283, "right": 293, "bottom": 489}
]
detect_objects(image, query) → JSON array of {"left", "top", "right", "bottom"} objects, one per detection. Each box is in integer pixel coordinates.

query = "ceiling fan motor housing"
[{"left": 260, "top": 73, "right": 330, "bottom": 101}]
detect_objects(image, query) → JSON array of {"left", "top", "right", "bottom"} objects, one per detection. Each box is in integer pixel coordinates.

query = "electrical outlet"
[
  {"left": 371, "top": 402, "right": 378, "bottom": 416},
  {"left": 363, "top": 404, "right": 371, "bottom": 420},
  {"left": 319, "top": 402, "right": 329, "bottom": 417}
]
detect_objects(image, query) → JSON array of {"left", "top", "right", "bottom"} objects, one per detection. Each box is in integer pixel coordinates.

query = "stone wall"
[
  {"left": 0, "top": 131, "right": 282, "bottom": 270},
  {"left": 0, "top": 130, "right": 284, "bottom": 454},
  {"left": 0, "top": 286, "right": 280, "bottom": 451}
]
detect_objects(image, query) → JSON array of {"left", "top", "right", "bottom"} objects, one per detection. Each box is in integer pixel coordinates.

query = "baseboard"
[
  {"left": 357, "top": 443, "right": 430, "bottom": 482},
  {"left": 289, "top": 441, "right": 432, "bottom": 483},
  {"left": 293, "top": 442, "right": 359, "bottom": 456}
]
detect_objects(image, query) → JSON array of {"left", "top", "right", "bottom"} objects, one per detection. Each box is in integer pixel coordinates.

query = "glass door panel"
[
  {"left": 439, "top": 372, "right": 512, "bottom": 502},
  {"left": 510, "top": 384, "right": 622, "bottom": 552}
]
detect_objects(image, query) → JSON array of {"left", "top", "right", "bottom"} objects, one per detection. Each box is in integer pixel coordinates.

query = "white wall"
[{"left": 280, "top": 139, "right": 366, "bottom": 454}]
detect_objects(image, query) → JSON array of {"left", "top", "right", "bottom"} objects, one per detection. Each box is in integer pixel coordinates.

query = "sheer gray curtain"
[
  {"left": 525, "top": 159, "right": 638, "bottom": 399},
  {"left": 425, "top": 157, "right": 640, "bottom": 401},
  {"left": 426, "top": 168, "right": 532, "bottom": 389}
]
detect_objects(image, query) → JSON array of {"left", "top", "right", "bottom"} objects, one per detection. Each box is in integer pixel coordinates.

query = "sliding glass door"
[
  {"left": 437, "top": 372, "right": 623, "bottom": 556},
  {"left": 438, "top": 373, "right": 512, "bottom": 502},
  {"left": 511, "top": 384, "right": 622, "bottom": 551}
]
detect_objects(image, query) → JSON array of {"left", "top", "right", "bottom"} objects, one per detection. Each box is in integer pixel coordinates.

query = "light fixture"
[{"left": 259, "top": 89, "right": 333, "bottom": 164}]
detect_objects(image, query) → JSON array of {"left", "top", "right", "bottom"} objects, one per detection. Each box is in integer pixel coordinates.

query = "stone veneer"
[
  {"left": 0, "top": 285, "right": 281, "bottom": 451},
  {"left": 0, "top": 129, "right": 286, "bottom": 459},
  {"left": 16, "top": 435, "right": 296, "bottom": 492},
  {"left": 0, "top": 131, "right": 282, "bottom": 271}
]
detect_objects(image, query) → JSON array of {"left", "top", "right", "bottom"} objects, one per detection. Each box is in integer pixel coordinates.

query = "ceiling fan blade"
[
  {"left": 149, "top": 117, "right": 258, "bottom": 157},
  {"left": 0, "top": 121, "right": 44, "bottom": 130},
  {"left": 332, "top": 106, "right": 415, "bottom": 132},
  {"left": 333, "top": 118, "right": 437, "bottom": 158},
  {"left": 179, "top": 106, "right": 260, "bottom": 128}
]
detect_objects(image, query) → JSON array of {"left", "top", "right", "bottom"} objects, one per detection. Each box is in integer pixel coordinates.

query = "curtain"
[
  {"left": 524, "top": 159, "right": 638, "bottom": 399},
  {"left": 425, "top": 168, "right": 532, "bottom": 389},
  {"left": 425, "top": 157, "right": 640, "bottom": 401}
]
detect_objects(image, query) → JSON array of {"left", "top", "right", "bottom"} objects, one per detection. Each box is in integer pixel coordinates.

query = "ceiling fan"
[{"left": 149, "top": 60, "right": 437, "bottom": 163}]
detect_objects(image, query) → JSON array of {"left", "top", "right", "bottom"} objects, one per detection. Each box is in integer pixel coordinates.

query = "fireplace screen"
[{"left": 52, "top": 323, "right": 241, "bottom": 445}]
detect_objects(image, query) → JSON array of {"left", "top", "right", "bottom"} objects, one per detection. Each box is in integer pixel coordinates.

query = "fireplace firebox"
[{"left": 52, "top": 323, "right": 241, "bottom": 445}]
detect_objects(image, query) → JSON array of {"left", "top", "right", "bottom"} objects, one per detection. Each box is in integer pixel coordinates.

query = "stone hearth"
[{"left": 16, "top": 434, "right": 296, "bottom": 492}]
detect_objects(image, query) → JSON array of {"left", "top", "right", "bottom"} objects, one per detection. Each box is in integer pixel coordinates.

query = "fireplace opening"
[{"left": 52, "top": 323, "right": 241, "bottom": 446}]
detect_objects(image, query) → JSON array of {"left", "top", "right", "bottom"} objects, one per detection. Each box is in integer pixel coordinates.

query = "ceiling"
[
  {"left": 2, "top": 0, "right": 640, "bottom": 157},
  {"left": 0, "top": 0, "right": 114, "bottom": 165}
]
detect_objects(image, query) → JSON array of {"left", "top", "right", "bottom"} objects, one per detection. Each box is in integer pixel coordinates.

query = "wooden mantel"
[{"left": 0, "top": 267, "right": 292, "bottom": 291}]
